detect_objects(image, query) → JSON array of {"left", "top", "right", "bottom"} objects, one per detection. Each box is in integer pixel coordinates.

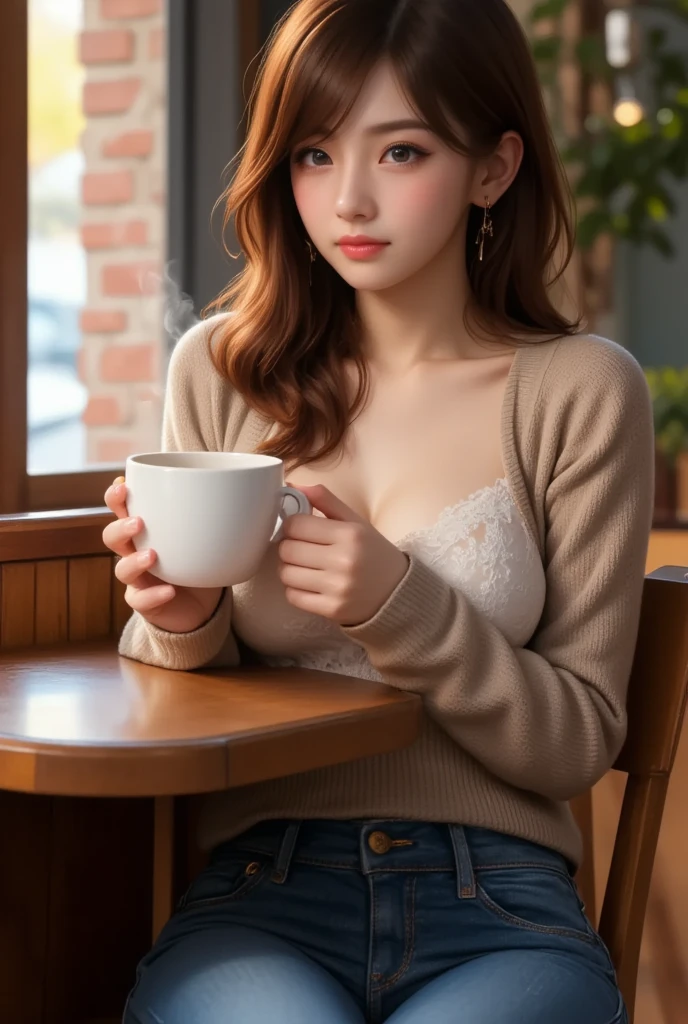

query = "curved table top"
[{"left": 0, "top": 642, "right": 421, "bottom": 797}]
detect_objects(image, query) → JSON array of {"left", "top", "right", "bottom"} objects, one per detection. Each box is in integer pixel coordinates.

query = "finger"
[
  {"left": 278, "top": 538, "right": 333, "bottom": 569},
  {"left": 281, "top": 512, "right": 348, "bottom": 544},
  {"left": 126, "top": 583, "right": 176, "bottom": 614},
  {"left": 104, "top": 479, "right": 129, "bottom": 518},
  {"left": 284, "top": 587, "right": 337, "bottom": 618},
  {"left": 115, "top": 549, "right": 159, "bottom": 586},
  {"left": 289, "top": 483, "right": 366, "bottom": 523},
  {"left": 278, "top": 563, "right": 325, "bottom": 593},
  {"left": 103, "top": 516, "right": 143, "bottom": 558}
]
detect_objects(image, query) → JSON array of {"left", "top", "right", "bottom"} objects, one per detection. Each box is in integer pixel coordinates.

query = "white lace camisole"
[{"left": 232, "top": 477, "right": 546, "bottom": 679}]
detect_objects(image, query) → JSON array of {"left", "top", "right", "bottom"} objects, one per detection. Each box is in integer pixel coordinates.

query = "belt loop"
[
  {"left": 271, "top": 821, "right": 301, "bottom": 884},
  {"left": 449, "top": 825, "right": 476, "bottom": 899}
]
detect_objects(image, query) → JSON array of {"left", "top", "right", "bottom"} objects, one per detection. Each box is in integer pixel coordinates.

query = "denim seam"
[
  {"left": 291, "top": 856, "right": 458, "bottom": 873},
  {"left": 372, "top": 875, "right": 417, "bottom": 993},
  {"left": 368, "top": 876, "right": 381, "bottom": 1024},
  {"left": 475, "top": 862, "right": 571, "bottom": 877},
  {"left": 177, "top": 863, "right": 268, "bottom": 913},
  {"left": 476, "top": 882, "right": 598, "bottom": 945}
]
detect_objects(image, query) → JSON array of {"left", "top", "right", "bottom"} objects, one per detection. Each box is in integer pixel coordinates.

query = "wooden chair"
[{"left": 571, "top": 565, "right": 688, "bottom": 1022}]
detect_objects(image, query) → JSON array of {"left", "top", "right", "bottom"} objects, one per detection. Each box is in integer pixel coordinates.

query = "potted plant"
[{"left": 644, "top": 366, "right": 688, "bottom": 524}]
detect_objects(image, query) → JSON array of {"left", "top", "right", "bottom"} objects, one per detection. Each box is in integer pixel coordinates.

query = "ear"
[{"left": 471, "top": 131, "right": 524, "bottom": 207}]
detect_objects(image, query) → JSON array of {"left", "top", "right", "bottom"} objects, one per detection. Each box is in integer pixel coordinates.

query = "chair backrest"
[{"left": 580, "top": 566, "right": 688, "bottom": 1022}]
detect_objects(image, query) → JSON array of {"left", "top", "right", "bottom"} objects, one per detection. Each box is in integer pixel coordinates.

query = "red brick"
[
  {"left": 102, "top": 261, "right": 160, "bottom": 296},
  {"left": 95, "top": 437, "right": 136, "bottom": 464},
  {"left": 76, "top": 348, "right": 88, "bottom": 384},
  {"left": 83, "top": 395, "right": 124, "bottom": 427},
  {"left": 80, "top": 309, "right": 128, "bottom": 333},
  {"left": 79, "top": 29, "right": 134, "bottom": 64},
  {"left": 82, "top": 170, "right": 133, "bottom": 205},
  {"left": 81, "top": 220, "right": 148, "bottom": 249},
  {"left": 148, "top": 26, "right": 165, "bottom": 59},
  {"left": 101, "top": 0, "right": 162, "bottom": 18},
  {"left": 103, "top": 129, "right": 153, "bottom": 158},
  {"left": 101, "top": 344, "right": 157, "bottom": 382},
  {"left": 83, "top": 78, "right": 140, "bottom": 116}
]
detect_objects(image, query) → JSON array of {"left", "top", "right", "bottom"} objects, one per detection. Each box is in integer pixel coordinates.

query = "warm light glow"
[
  {"left": 613, "top": 98, "right": 645, "bottom": 127},
  {"left": 606, "top": 10, "right": 633, "bottom": 69}
]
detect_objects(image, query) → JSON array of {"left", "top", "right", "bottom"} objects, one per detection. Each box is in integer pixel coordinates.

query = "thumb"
[{"left": 288, "top": 483, "right": 366, "bottom": 523}]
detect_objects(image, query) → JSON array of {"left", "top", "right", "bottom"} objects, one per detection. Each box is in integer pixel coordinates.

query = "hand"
[
  {"left": 103, "top": 477, "right": 223, "bottom": 633},
  {"left": 278, "top": 485, "right": 410, "bottom": 627}
]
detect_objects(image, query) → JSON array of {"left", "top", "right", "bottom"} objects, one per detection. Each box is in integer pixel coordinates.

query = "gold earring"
[
  {"left": 476, "top": 196, "right": 494, "bottom": 262},
  {"left": 305, "top": 238, "right": 316, "bottom": 285}
]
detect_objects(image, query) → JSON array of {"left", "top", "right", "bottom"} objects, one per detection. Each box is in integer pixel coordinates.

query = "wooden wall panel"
[
  {"left": 68, "top": 556, "right": 113, "bottom": 642},
  {"left": 0, "top": 562, "right": 36, "bottom": 647},
  {"left": 43, "top": 798, "right": 153, "bottom": 1024},
  {"left": 0, "top": 791, "right": 52, "bottom": 1024},
  {"left": 35, "top": 559, "right": 68, "bottom": 645},
  {"left": 111, "top": 557, "right": 131, "bottom": 636}
]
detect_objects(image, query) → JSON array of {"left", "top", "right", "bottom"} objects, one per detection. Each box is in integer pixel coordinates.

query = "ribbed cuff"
[{"left": 118, "top": 587, "right": 234, "bottom": 671}]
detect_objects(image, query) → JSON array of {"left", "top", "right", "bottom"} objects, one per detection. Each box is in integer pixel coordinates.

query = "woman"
[{"left": 106, "top": 0, "right": 654, "bottom": 1021}]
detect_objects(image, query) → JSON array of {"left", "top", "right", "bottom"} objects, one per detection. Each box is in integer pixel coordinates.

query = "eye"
[
  {"left": 381, "top": 143, "right": 428, "bottom": 165},
  {"left": 294, "top": 147, "right": 331, "bottom": 167}
]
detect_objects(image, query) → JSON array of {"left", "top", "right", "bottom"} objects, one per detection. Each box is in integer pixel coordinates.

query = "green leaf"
[
  {"left": 677, "top": 87, "right": 688, "bottom": 106},
  {"left": 661, "top": 112, "right": 684, "bottom": 139},
  {"left": 529, "top": 0, "right": 570, "bottom": 22},
  {"left": 646, "top": 196, "right": 669, "bottom": 221},
  {"left": 646, "top": 227, "right": 675, "bottom": 258},
  {"left": 532, "top": 36, "right": 562, "bottom": 62},
  {"left": 576, "top": 36, "right": 610, "bottom": 77},
  {"left": 577, "top": 208, "right": 611, "bottom": 248}
]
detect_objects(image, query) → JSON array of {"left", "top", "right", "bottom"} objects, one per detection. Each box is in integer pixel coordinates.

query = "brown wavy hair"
[{"left": 207, "top": 0, "right": 580, "bottom": 469}]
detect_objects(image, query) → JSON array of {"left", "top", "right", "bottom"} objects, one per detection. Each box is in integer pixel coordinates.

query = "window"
[{"left": 0, "top": 0, "right": 254, "bottom": 515}]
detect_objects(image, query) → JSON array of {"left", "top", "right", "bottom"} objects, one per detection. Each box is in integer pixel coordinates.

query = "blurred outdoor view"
[
  {"left": 28, "top": 0, "right": 166, "bottom": 474},
  {"left": 28, "top": 0, "right": 87, "bottom": 472}
]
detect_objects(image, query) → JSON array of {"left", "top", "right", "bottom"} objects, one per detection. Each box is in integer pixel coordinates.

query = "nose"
[{"left": 335, "top": 162, "right": 377, "bottom": 223}]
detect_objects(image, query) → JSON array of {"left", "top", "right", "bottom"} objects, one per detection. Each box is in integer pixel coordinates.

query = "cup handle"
[{"left": 271, "top": 486, "right": 312, "bottom": 543}]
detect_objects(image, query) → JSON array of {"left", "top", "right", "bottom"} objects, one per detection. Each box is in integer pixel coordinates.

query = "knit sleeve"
[
  {"left": 118, "top": 318, "right": 240, "bottom": 671},
  {"left": 342, "top": 342, "right": 655, "bottom": 801}
]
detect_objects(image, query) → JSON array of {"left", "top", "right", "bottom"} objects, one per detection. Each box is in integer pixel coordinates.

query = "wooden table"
[{"left": 0, "top": 642, "right": 421, "bottom": 1023}]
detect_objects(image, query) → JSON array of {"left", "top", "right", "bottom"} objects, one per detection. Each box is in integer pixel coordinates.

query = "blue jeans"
[{"left": 124, "top": 819, "right": 626, "bottom": 1024}]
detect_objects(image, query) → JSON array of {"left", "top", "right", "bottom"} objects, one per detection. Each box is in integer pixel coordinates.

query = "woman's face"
[{"left": 290, "top": 61, "right": 478, "bottom": 293}]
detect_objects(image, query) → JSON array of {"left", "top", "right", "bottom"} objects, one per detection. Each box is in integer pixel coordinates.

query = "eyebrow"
[
  {"left": 296, "top": 118, "right": 432, "bottom": 147},
  {"left": 364, "top": 118, "right": 431, "bottom": 135}
]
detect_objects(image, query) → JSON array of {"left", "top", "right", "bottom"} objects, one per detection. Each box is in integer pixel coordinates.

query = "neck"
[{"left": 354, "top": 232, "right": 508, "bottom": 372}]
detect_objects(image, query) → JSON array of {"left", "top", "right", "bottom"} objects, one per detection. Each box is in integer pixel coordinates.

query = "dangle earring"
[
  {"left": 305, "top": 238, "right": 317, "bottom": 285},
  {"left": 476, "top": 196, "right": 494, "bottom": 262}
]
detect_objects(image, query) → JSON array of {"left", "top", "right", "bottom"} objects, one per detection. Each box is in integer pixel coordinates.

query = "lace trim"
[
  {"left": 395, "top": 476, "right": 511, "bottom": 548},
  {"left": 261, "top": 475, "right": 544, "bottom": 667}
]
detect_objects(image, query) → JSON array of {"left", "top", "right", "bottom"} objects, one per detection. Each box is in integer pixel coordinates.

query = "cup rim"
[{"left": 126, "top": 451, "right": 283, "bottom": 471}]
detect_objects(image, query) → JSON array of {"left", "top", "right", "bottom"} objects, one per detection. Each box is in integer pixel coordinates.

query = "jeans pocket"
[
  {"left": 177, "top": 854, "right": 269, "bottom": 913},
  {"left": 475, "top": 863, "right": 599, "bottom": 946}
]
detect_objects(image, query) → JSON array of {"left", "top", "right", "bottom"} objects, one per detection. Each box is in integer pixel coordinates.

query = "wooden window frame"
[{"left": 0, "top": 0, "right": 258, "bottom": 516}]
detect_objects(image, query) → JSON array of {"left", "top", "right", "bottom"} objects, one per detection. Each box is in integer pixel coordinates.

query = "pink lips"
[{"left": 337, "top": 235, "right": 390, "bottom": 260}]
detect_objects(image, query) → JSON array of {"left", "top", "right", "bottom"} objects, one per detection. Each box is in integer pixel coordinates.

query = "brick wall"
[{"left": 78, "top": 0, "right": 166, "bottom": 465}]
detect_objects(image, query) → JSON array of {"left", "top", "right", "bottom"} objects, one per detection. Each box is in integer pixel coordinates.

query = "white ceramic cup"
[{"left": 124, "top": 451, "right": 311, "bottom": 588}]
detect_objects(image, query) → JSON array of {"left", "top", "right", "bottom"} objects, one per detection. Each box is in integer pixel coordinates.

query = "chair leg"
[
  {"left": 571, "top": 790, "right": 596, "bottom": 925},
  {"left": 152, "top": 796, "right": 175, "bottom": 943}
]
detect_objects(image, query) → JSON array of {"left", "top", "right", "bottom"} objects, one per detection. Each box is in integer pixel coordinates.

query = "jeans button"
[{"left": 368, "top": 830, "right": 393, "bottom": 854}]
